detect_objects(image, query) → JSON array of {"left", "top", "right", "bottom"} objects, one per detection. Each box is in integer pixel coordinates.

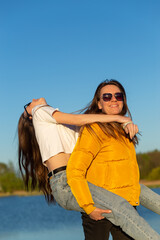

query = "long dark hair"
[
  {"left": 81, "top": 79, "right": 138, "bottom": 145},
  {"left": 18, "top": 114, "right": 54, "bottom": 203}
]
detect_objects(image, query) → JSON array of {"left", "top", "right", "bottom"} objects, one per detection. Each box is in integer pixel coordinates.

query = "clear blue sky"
[{"left": 0, "top": 0, "right": 160, "bottom": 167}]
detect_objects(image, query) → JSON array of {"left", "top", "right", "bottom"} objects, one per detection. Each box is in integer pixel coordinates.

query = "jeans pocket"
[{"left": 50, "top": 174, "right": 69, "bottom": 209}]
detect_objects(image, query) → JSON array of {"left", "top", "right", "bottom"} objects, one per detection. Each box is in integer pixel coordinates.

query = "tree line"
[
  {"left": 0, "top": 150, "right": 160, "bottom": 193},
  {"left": 137, "top": 149, "right": 160, "bottom": 180},
  {"left": 0, "top": 162, "right": 25, "bottom": 193}
]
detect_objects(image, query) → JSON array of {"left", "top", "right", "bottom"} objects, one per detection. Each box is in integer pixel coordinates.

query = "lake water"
[{"left": 0, "top": 188, "right": 160, "bottom": 240}]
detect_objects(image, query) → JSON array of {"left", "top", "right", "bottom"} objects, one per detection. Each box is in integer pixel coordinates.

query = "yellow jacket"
[{"left": 67, "top": 123, "right": 140, "bottom": 215}]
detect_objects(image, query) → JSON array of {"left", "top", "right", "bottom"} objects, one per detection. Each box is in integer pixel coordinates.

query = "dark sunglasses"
[
  {"left": 102, "top": 92, "right": 124, "bottom": 102},
  {"left": 24, "top": 102, "right": 32, "bottom": 118}
]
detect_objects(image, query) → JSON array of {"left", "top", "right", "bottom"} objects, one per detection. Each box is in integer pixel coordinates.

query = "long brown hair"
[
  {"left": 81, "top": 79, "right": 138, "bottom": 145},
  {"left": 18, "top": 114, "right": 54, "bottom": 203}
]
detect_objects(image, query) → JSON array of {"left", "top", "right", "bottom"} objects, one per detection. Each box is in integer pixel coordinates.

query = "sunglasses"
[
  {"left": 102, "top": 92, "right": 124, "bottom": 102},
  {"left": 24, "top": 102, "right": 32, "bottom": 118}
]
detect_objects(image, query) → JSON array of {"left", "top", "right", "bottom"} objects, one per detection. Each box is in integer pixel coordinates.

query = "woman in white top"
[{"left": 18, "top": 97, "right": 160, "bottom": 240}]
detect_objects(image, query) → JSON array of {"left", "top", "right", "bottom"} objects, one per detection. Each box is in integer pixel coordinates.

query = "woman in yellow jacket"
[{"left": 67, "top": 79, "right": 160, "bottom": 240}]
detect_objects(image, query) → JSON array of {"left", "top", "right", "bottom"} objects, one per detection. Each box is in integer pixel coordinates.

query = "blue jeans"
[
  {"left": 50, "top": 170, "right": 160, "bottom": 240},
  {"left": 139, "top": 184, "right": 160, "bottom": 214}
]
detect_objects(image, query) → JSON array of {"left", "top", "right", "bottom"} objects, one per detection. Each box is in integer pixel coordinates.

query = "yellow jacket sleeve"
[{"left": 67, "top": 124, "right": 102, "bottom": 214}]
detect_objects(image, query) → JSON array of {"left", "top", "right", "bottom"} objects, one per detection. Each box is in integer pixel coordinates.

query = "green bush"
[
  {"left": 147, "top": 167, "right": 160, "bottom": 181},
  {"left": 0, "top": 172, "right": 25, "bottom": 193},
  {"left": 0, "top": 162, "right": 25, "bottom": 193},
  {"left": 137, "top": 149, "right": 160, "bottom": 179}
]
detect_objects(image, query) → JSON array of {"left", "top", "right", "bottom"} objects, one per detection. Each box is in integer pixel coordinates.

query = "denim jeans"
[
  {"left": 140, "top": 184, "right": 160, "bottom": 214},
  {"left": 50, "top": 170, "right": 160, "bottom": 240}
]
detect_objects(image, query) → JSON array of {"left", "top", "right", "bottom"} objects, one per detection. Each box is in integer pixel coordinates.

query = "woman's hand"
[
  {"left": 122, "top": 122, "right": 139, "bottom": 139},
  {"left": 116, "top": 116, "right": 139, "bottom": 139},
  {"left": 89, "top": 207, "right": 112, "bottom": 221}
]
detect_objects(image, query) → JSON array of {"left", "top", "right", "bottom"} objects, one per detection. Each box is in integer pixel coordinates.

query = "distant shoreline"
[
  {"left": 0, "top": 180, "right": 160, "bottom": 198},
  {"left": 0, "top": 190, "right": 42, "bottom": 198},
  {"left": 139, "top": 179, "right": 160, "bottom": 188}
]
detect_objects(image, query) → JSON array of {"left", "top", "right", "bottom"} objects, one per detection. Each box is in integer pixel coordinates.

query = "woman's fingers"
[
  {"left": 89, "top": 207, "right": 112, "bottom": 221},
  {"left": 123, "top": 123, "right": 139, "bottom": 139}
]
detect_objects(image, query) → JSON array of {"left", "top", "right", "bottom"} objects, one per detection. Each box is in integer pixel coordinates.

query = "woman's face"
[
  {"left": 24, "top": 98, "right": 47, "bottom": 117},
  {"left": 98, "top": 85, "right": 124, "bottom": 115}
]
